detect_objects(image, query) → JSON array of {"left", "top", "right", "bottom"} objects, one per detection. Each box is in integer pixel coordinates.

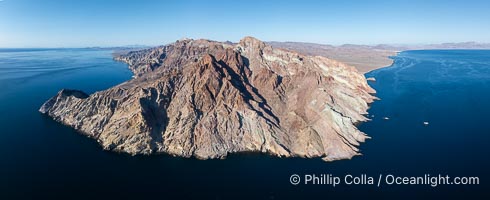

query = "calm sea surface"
[{"left": 0, "top": 49, "right": 488, "bottom": 199}]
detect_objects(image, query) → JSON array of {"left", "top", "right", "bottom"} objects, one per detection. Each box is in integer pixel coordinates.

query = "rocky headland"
[{"left": 40, "top": 37, "right": 376, "bottom": 161}]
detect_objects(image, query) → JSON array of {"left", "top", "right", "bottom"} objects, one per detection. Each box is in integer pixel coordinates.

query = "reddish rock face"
[{"left": 40, "top": 37, "right": 376, "bottom": 161}]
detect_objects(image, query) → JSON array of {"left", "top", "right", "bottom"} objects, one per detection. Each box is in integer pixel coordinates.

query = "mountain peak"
[{"left": 239, "top": 36, "right": 267, "bottom": 49}]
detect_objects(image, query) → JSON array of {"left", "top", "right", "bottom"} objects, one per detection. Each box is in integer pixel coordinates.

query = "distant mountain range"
[
  {"left": 270, "top": 41, "right": 490, "bottom": 51},
  {"left": 394, "top": 42, "right": 490, "bottom": 50}
]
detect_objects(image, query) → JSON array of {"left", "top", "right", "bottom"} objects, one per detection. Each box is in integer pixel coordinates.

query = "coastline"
[{"left": 363, "top": 51, "right": 399, "bottom": 74}]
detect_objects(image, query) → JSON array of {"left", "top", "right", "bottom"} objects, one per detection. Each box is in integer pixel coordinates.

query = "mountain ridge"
[{"left": 40, "top": 36, "right": 376, "bottom": 161}]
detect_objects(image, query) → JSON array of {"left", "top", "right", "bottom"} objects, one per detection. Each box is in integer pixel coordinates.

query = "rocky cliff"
[{"left": 40, "top": 37, "right": 376, "bottom": 161}]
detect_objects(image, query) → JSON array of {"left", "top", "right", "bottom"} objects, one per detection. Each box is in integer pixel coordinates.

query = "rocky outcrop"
[
  {"left": 40, "top": 37, "right": 376, "bottom": 161},
  {"left": 366, "top": 77, "right": 376, "bottom": 82}
]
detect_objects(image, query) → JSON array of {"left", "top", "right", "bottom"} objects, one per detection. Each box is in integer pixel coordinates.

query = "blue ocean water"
[{"left": 0, "top": 49, "right": 488, "bottom": 199}]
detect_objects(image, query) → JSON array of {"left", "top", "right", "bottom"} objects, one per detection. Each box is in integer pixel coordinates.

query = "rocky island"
[{"left": 40, "top": 37, "right": 376, "bottom": 161}]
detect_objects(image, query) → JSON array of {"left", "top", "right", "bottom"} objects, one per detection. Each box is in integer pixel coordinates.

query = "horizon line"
[{"left": 1, "top": 40, "right": 489, "bottom": 49}]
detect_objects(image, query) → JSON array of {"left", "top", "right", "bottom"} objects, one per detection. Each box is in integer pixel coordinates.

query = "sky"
[{"left": 0, "top": 0, "right": 489, "bottom": 47}]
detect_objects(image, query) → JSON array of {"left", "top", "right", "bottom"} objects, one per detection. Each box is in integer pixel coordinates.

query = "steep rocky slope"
[{"left": 40, "top": 37, "right": 376, "bottom": 161}]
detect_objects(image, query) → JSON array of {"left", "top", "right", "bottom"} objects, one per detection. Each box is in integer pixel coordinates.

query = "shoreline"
[{"left": 363, "top": 51, "right": 399, "bottom": 75}]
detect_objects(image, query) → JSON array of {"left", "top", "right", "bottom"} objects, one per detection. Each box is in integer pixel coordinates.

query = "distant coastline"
[{"left": 268, "top": 41, "right": 490, "bottom": 74}]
